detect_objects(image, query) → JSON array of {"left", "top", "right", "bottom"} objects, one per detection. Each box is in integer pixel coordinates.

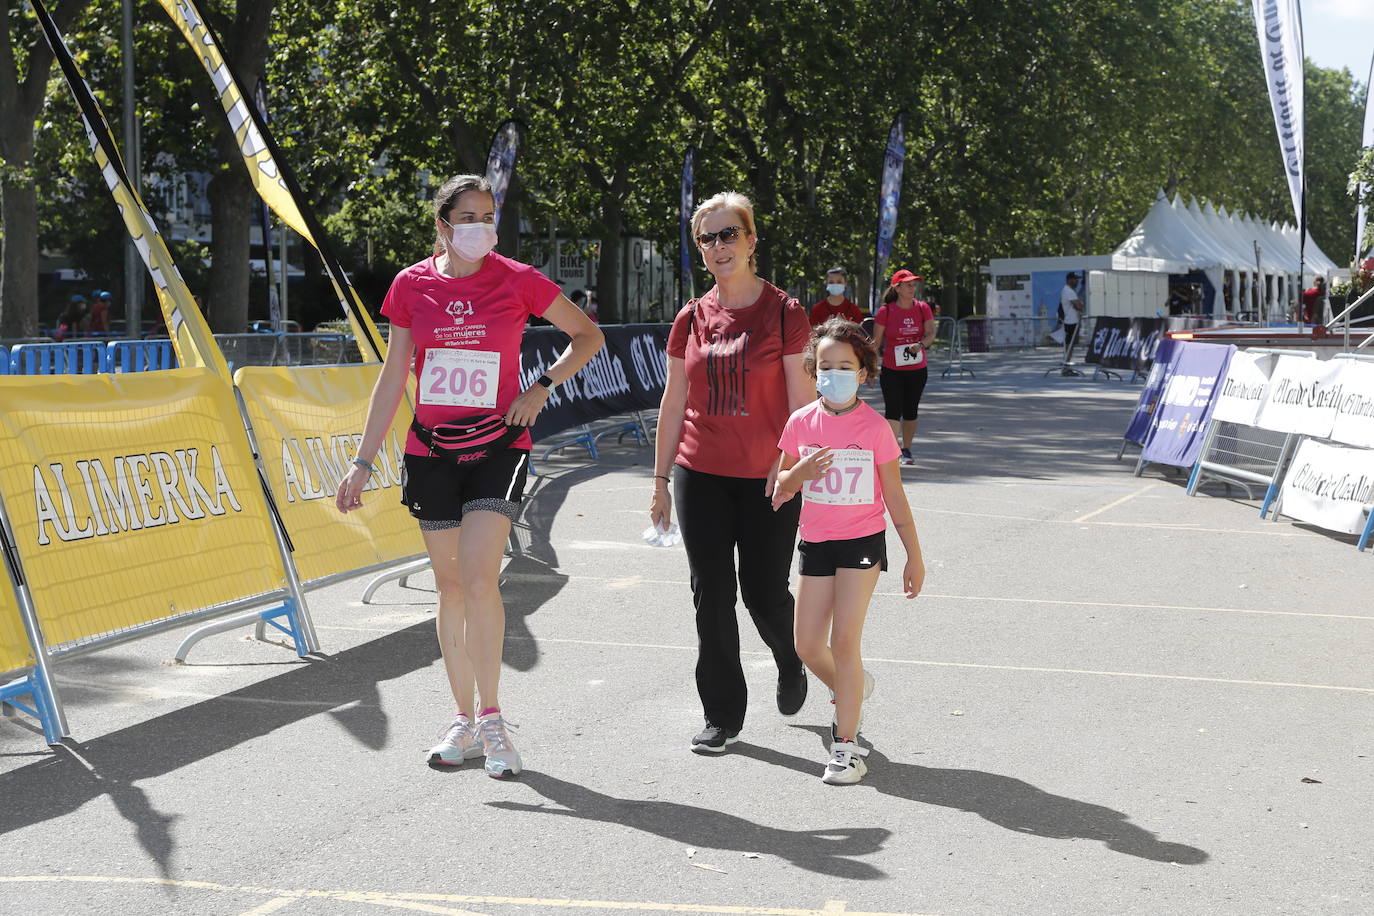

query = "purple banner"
[
  {"left": 679, "top": 146, "right": 696, "bottom": 301},
  {"left": 1140, "top": 341, "right": 1235, "bottom": 468},
  {"left": 871, "top": 112, "right": 906, "bottom": 310},
  {"left": 1123, "top": 337, "right": 1178, "bottom": 445},
  {"left": 485, "top": 119, "right": 523, "bottom": 229}
]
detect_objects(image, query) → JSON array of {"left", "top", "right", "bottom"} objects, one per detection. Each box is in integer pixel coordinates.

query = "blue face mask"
[{"left": 816, "top": 369, "right": 859, "bottom": 405}]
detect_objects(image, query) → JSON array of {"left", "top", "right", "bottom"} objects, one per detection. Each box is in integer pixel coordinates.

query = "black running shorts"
[
  {"left": 401, "top": 448, "right": 529, "bottom": 525},
  {"left": 798, "top": 530, "right": 888, "bottom": 577}
]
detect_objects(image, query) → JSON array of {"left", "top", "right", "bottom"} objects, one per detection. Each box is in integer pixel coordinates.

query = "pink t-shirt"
[
  {"left": 382, "top": 252, "right": 560, "bottom": 453},
  {"left": 777, "top": 399, "right": 901, "bottom": 543},
  {"left": 875, "top": 300, "right": 934, "bottom": 370}
]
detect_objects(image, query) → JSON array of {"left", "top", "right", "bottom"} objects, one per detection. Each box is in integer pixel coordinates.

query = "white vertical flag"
[
  {"left": 1252, "top": 0, "right": 1305, "bottom": 228},
  {"left": 1357, "top": 51, "right": 1373, "bottom": 260}
]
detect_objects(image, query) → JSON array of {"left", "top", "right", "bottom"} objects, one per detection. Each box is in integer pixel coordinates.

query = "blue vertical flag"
[
  {"left": 680, "top": 146, "right": 696, "bottom": 303},
  {"left": 872, "top": 112, "right": 907, "bottom": 312},
  {"left": 485, "top": 119, "right": 523, "bottom": 230}
]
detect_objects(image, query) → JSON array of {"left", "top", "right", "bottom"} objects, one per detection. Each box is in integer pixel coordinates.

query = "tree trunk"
[
  {"left": 205, "top": 168, "right": 254, "bottom": 332},
  {"left": 0, "top": 174, "right": 39, "bottom": 337},
  {"left": 597, "top": 197, "right": 624, "bottom": 325}
]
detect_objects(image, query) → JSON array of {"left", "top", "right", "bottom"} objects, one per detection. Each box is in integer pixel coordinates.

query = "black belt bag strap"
[{"left": 411, "top": 414, "right": 526, "bottom": 465}]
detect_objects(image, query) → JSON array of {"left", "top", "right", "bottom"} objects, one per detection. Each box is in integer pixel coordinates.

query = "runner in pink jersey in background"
[
  {"left": 773, "top": 317, "right": 925, "bottom": 785},
  {"left": 336, "top": 174, "right": 603, "bottom": 778}
]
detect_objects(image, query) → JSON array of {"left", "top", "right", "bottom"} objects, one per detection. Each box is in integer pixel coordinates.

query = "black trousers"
[
  {"left": 1063, "top": 321, "right": 1081, "bottom": 363},
  {"left": 675, "top": 465, "right": 803, "bottom": 733}
]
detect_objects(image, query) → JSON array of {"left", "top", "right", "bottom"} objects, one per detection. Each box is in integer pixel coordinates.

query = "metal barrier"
[
  {"left": 107, "top": 339, "right": 177, "bottom": 372},
  {"left": 1185, "top": 350, "right": 1313, "bottom": 513},
  {"left": 9, "top": 341, "right": 106, "bottom": 375},
  {"left": 937, "top": 317, "right": 972, "bottom": 378},
  {"left": 959, "top": 316, "right": 1060, "bottom": 354},
  {"left": 273, "top": 332, "right": 356, "bottom": 366},
  {"left": 1264, "top": 353, "right": 1374, "bottom": 546},
  {"left": 0, "top": 345, "right": 7, "bottom": 375},
  {"left": 213, "top": 333, "right": 282, "bottom": 370}
]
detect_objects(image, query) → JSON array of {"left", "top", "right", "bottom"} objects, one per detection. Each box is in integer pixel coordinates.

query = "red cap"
[{"left": 889, "top": 269, "right": 923, "bottom": 286}]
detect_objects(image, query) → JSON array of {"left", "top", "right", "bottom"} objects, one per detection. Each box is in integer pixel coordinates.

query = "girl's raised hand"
[
  {"left": 793, "top": 446, "right": 834, "bottom": 482},
  {"left": 902, "top": 556, "right": 925, "bottom": 599}
]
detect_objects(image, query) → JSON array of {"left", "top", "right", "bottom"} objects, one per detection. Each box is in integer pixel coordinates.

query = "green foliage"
[{"left": 18, "top": 0, "right": 1371, "bottom": 322}]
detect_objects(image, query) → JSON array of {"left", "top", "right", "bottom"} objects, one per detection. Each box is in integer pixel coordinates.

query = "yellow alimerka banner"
[
  {"left": 0, "top": 579, "right": 34, "bottom": 678},
  {"left": 235, "top": 365, "right": 423, "bottom": 583},
  {"left": 0, "top": 371, "right": 285, "bottom": 648},
  {"left": 32, "top": 0, "right": 230, "bottom": 380},
  {"left": 157, "top": 0, "right": 389, "bottom": 366}
]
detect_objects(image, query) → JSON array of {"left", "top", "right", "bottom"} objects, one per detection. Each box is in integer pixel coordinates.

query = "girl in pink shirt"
[{"left": 773, "top": 318, "right": 925, "bottom": 784}]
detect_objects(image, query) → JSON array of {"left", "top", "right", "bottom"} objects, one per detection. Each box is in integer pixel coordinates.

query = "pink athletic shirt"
[
  {"left": 875, "top": 300, "right": 934, "bottom": 370},
  {"left": 777, "top": 399, "right": 900, "bottom": 543},
  {"left": 382, "top": 252, "right": 560, "bottom": 454}
]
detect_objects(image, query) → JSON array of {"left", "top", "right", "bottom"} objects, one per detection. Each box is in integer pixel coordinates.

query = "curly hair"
[{"left": 803, "top": 317, "right": 879, "bottom": 378}]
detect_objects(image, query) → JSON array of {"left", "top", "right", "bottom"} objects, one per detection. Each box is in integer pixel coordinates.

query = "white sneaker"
[
  {"left": 830, "top": 669, "right": 876, "bottom": 743},
  {"left": 477, "top": 711, "right": 522, "bottom": 778},
  {"left": 822, "top": 740, "right": 870, "bottom": 785},
  {"left": 428, "top": 715, "right": 482, "bottom": 767}
]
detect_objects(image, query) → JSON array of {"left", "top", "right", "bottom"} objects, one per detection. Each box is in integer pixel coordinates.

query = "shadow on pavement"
[
  {"left": 487, "top": 771, "right": 890, "bottom": 880},
  {"left": 0, "top": 618, "right": 440, "bottom": 862},
  {"left": 731, "top": 729, "right": 1208, "bottom": 866}
]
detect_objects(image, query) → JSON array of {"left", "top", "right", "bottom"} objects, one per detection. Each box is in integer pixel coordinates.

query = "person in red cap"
[
  {"left": 809, "top": 267, "right": 864, "bottom": 327},
  {"left": 871, "top": 269, "right": 936, "bottom": 465}
]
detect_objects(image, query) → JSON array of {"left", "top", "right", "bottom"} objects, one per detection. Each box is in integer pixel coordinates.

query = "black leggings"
[
  {"left": 674, "top": 466, "right": 803, "bottom": 733},
  {"left": 880, "top": 366, "right": 929, "bottom": 421}
]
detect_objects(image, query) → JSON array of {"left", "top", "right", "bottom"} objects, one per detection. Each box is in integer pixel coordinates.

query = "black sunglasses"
[{"left": 696, "top": 225, "right": 745, "bottom": 247}]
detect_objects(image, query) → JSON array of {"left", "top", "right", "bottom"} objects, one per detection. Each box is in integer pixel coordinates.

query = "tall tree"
[{"left": 0, "top": 0, "right": 81, "bottom": 337}]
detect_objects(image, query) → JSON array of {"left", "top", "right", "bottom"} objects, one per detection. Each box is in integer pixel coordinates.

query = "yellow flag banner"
[
  {"left": 157, "top": 0, "right": 388, "bottom": 365},
  {"left": 31, "top": 0, "right": 230, "bottom": 379},
  {"left": 234, "top": 365, "right": 424, "bottom": 582},
  {"left": 0, "top": 575, "right": 34, "bottom": 678},
  {"left": 0, "top": 371, "right": 285, "bottom": 648}
]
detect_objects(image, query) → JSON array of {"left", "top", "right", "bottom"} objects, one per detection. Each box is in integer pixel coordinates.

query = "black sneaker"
[
  {"left": 691, "top": 723, "right": 740, "bottom": 753},
  {"left": 777, "top": 667, "right": 808, "bottom": 716}
]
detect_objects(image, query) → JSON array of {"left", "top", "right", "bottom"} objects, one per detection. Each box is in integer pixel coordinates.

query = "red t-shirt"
[
  {"left": 778, "top": 400, "right": 900, "bottom": 543},
  {"left": 875, "top": 300, "right": 935, "bottom": 370},
  {"left": 1300, "top": 287, "right": 1322, "bottom": 323},
  {"left": 809, "top": 298, "right": 865, "bottom": 327},
  {"left": 667, "top": 282, "right": 810, "bottom": 478},
  {"left": 382, "top": 252, "right": 560, "bottom": 454}
]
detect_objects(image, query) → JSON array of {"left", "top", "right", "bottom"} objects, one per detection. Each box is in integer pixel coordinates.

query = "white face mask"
[
  {"left": 445, "top": 220, "right": 498, "bottom": 262},
  {"left": 826, "top": 283, "right": 846, "bottom": 296}
]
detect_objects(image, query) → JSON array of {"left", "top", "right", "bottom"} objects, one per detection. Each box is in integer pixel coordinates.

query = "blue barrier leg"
[
  {"left": 1259, "top": 481, "right": 1280, "bottom": 519},
  {"left": 1185, "top": 462, "right": 1202, "bottom": 496},
  {"left": 0, "top": 671, "right": 60, "bottom": 744},
  {"left": 260, "top": 600, "right": 310, "bottom": 657},
  {"left": 1358, "top": 512, "right": 1374, "bottom": 552}
]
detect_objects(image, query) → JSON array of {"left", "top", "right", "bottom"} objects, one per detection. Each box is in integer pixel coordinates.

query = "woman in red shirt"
[
  {"left": 336, "top": 174, "right": 603, "bottom": 777},
  {"left": 871, "top": 269, "right": 937, "bottom": 465},
  {"left": 650, "top": 191, "right": 816, "bottom": 753}
]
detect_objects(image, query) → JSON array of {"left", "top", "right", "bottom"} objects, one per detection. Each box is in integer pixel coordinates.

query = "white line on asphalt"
[
  {"left": 914, "top": 505, "right": 1320, "bottom": 537},
  {"left": 1071, "top": 483, "right": 1159, "bottom": 522},
  {"left": 513, "top": 636, "right": 1374, "bottom": 694},
  {"left": 239, "top": 897, "right": 300, "bottom": 916},
  {"left": 0, "top": 877, "right": 938, "bottom": 916},
  {"left": 499, "top": 572, "right": 1374, "bottom": 623}
]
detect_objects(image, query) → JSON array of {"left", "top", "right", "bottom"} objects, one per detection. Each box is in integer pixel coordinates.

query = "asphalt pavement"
[{"left": 2, "top": 349, "right": 1371, "bottom": 916}]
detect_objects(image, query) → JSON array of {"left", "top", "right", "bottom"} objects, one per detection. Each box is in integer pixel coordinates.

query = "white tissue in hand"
[{"left": 641, "top": 522, "right": 682, "bottom": 548}]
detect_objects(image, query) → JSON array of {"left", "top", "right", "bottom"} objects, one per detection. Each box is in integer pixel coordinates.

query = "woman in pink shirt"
[
  {"left": 773, "top": 318, "right": 925, "bottom": 784},
  {"left": 336, "top": 174, "right": 603, "bottom": 778}
]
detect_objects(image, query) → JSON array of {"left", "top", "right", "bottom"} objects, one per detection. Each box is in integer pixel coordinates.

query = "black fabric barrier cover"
[
  {"left": 1086, "top": 317, "right": 1165, "bottom": 370},
  {"left": 1086, "top": 316, "right": 1233, "bottom": 371},
  {"left": 520, "top": 323, "right": 670, "bottom": 441}
]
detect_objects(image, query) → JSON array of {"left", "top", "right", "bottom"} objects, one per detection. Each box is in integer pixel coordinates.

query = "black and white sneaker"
[
  {"left": 822, "top": 740, "right": 870, "bottom": 785},
  {"left": 899, "top": 447, "right": 914, "bottom": 466},
  {"left": 777, "top": 667, "right": 808, "bottom": 716},
  {"left": 691, "top": 723, "right": 740, "bottom": 753}
]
